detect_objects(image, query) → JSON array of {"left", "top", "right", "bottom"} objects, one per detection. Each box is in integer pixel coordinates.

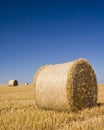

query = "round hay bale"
[
  {"left": 34, "top": 58, "right": 98, "bottom": 111},
  {"left": 8, "top": 80, "right": 18, "bottom": 87},
  {"left": 25, "top": 83, "right": 29, "bottom": 85}
]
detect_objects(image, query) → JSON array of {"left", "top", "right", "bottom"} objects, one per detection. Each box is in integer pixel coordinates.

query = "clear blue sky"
[{"left": 0, "top": 0, "right": 104, "bottom": 84}]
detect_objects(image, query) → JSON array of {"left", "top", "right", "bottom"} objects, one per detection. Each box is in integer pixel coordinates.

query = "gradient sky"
[{"left": 0, "top": 0, "right": 104, "bottom": 84}]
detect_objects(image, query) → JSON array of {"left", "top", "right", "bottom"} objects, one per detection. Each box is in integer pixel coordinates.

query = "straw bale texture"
[
  {"left": 34, "top": 58, "right": 98, "bottom": 111},
  {"left": 8, "top": 80, "right": 18, "bottom": 86}
]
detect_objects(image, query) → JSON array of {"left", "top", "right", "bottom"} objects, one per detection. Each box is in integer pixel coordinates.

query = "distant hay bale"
[
  {"left": 34, "top": 58, "right": 98, "bottom": 111},
  {"left": 25, "top": 83, "right": 29, "bottom": 85},
  {"left": 8, "top": 80, "right": 18, "bottom": 87}
]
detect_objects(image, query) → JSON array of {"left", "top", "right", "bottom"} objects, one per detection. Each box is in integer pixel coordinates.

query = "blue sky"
[{"left": 0, "top": 0, "right": 104, "bottom": 84}]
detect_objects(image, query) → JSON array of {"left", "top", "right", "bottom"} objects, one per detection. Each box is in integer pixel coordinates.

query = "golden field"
[{"left": 0, "top": 84, "right": 104, "bottom": 130}]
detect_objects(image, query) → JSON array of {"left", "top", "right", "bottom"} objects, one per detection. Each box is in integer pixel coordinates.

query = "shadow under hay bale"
[
  {"left": 96, "top": 103, "right": 104, "bottom": 107},
  {"left": 34, "top": 58, "right": 98, "bottom": 112},
  {"left": 8, "top": 80, "right": 18, "bottom": 87}
]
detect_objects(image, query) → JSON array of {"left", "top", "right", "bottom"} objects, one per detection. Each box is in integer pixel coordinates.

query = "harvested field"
[{"left": 0, "top": 84, "right": 104, "bottom": 130}]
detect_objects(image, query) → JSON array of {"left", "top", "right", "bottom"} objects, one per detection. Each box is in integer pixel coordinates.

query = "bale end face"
[{"left": 67, "top": 58, "right": 98, "bottom": 111}]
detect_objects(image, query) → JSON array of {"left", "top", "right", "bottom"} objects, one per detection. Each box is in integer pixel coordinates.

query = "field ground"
[{"left": 0, "top": 84, "right": 104, "bottom": 130}]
